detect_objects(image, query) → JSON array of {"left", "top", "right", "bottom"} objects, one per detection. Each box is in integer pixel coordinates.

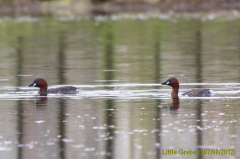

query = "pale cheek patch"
[
  {"left": 33, "top": 83, "right": 36, "bottom": 87},
  {"left": 166, "top": 82, "right": 169, "bottom": 85}
]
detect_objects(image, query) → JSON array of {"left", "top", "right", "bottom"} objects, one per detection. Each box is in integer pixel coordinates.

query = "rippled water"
[
  {"left": 0, "top": 83, "right": 239, "bottom": 159},
  {"left": 0, "top": 15, "right": 240, "bottom": 159}
]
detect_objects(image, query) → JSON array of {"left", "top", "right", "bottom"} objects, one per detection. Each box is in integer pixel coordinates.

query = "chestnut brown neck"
[
  {"left": 38, "top": 80, "right": 48, "bottom": 92},
  {"left": 170, "top": 79, "right": 179, "bottom": 99}
]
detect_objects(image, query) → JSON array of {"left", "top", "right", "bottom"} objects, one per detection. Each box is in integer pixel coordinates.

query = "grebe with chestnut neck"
[
  {"left": 161, "top": 77, "right": 211, "bottom": 98},
  {"left": 29, "top": 78, "right": 78, "bottom": 94}
]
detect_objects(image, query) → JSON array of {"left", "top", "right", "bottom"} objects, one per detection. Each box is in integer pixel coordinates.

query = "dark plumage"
[{"left": 182, "top": 89, "right": 211, "bottom": 97}]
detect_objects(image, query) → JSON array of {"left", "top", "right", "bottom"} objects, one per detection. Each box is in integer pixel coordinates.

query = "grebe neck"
[{"left": 171, "top": 86, "right": 179, "bottom": 99}]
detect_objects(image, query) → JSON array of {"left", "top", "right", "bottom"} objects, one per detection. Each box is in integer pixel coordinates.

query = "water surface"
[{"left": 0, "top": 16, "right": 240, "bottom": 159}]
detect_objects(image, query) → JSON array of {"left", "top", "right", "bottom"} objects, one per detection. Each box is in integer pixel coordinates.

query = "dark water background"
[{"left": 0, "top": 15, "right": 240, "bottom": 159}]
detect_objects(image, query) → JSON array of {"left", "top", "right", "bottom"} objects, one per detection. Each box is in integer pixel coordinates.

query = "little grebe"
[
  {"left": 161, "top": 77, "right": 211, "bottom": 97},
  {"left": 29, "top": 78, "right": 78, "bottom": 94}
]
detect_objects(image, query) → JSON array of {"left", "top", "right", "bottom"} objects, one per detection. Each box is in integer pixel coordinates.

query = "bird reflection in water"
[
  {"left": 33, "top": 94, "right": 48, "bottom": 109},
  {"left": 170, "top": 98, "right": 179, "bottom": 110}
]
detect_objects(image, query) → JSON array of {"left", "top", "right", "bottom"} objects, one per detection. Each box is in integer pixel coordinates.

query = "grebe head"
[
  {"left": 29, "top": 78, "right": 48, "bottom": 91},
  {"left": 161, "top": 77, "right": 179, "bottom": 88}
]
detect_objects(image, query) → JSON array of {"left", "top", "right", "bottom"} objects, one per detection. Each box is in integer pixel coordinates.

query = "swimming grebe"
[
  {"left": 29, "top": 78, "right": 78, "bottom": 94},
  {"left": 161, "top": 77, "right": 211, "bottom": 97}
]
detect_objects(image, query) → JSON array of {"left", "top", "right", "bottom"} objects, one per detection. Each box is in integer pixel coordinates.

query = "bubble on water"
[
  {"left": 47, "top": 142, "right": 55, "bottom": 145},
  {"left": 214, "top": 128, "right": 221, "bottom": 131},
  {"left": 84, "top": 147, "right": 95, "bottom": 151},
  {"left": 73, "top": 145, "right": 84, "bottom": 148},
  {"left": 92, "top": 127, "right": 106, "bottom": 129},
  {"left": 62, "top": 138, "right": 73, "bottom": 143},
  {"left": 17, "top": 144, "right": 24, "bottom": 147},
  {"left": 35, "top": 120, "right": 44, "bottom": 123},
  {"left": 134, "top": 144, "right": 142, "bottom": 149},
  {"left": 155, "top": 143, "right": 160, "bottom": 146}
]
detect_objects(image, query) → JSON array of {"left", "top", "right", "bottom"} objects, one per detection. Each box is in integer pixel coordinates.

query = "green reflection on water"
[{"left": 0, "top": 17, "right": 240, "bottom": 88}]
